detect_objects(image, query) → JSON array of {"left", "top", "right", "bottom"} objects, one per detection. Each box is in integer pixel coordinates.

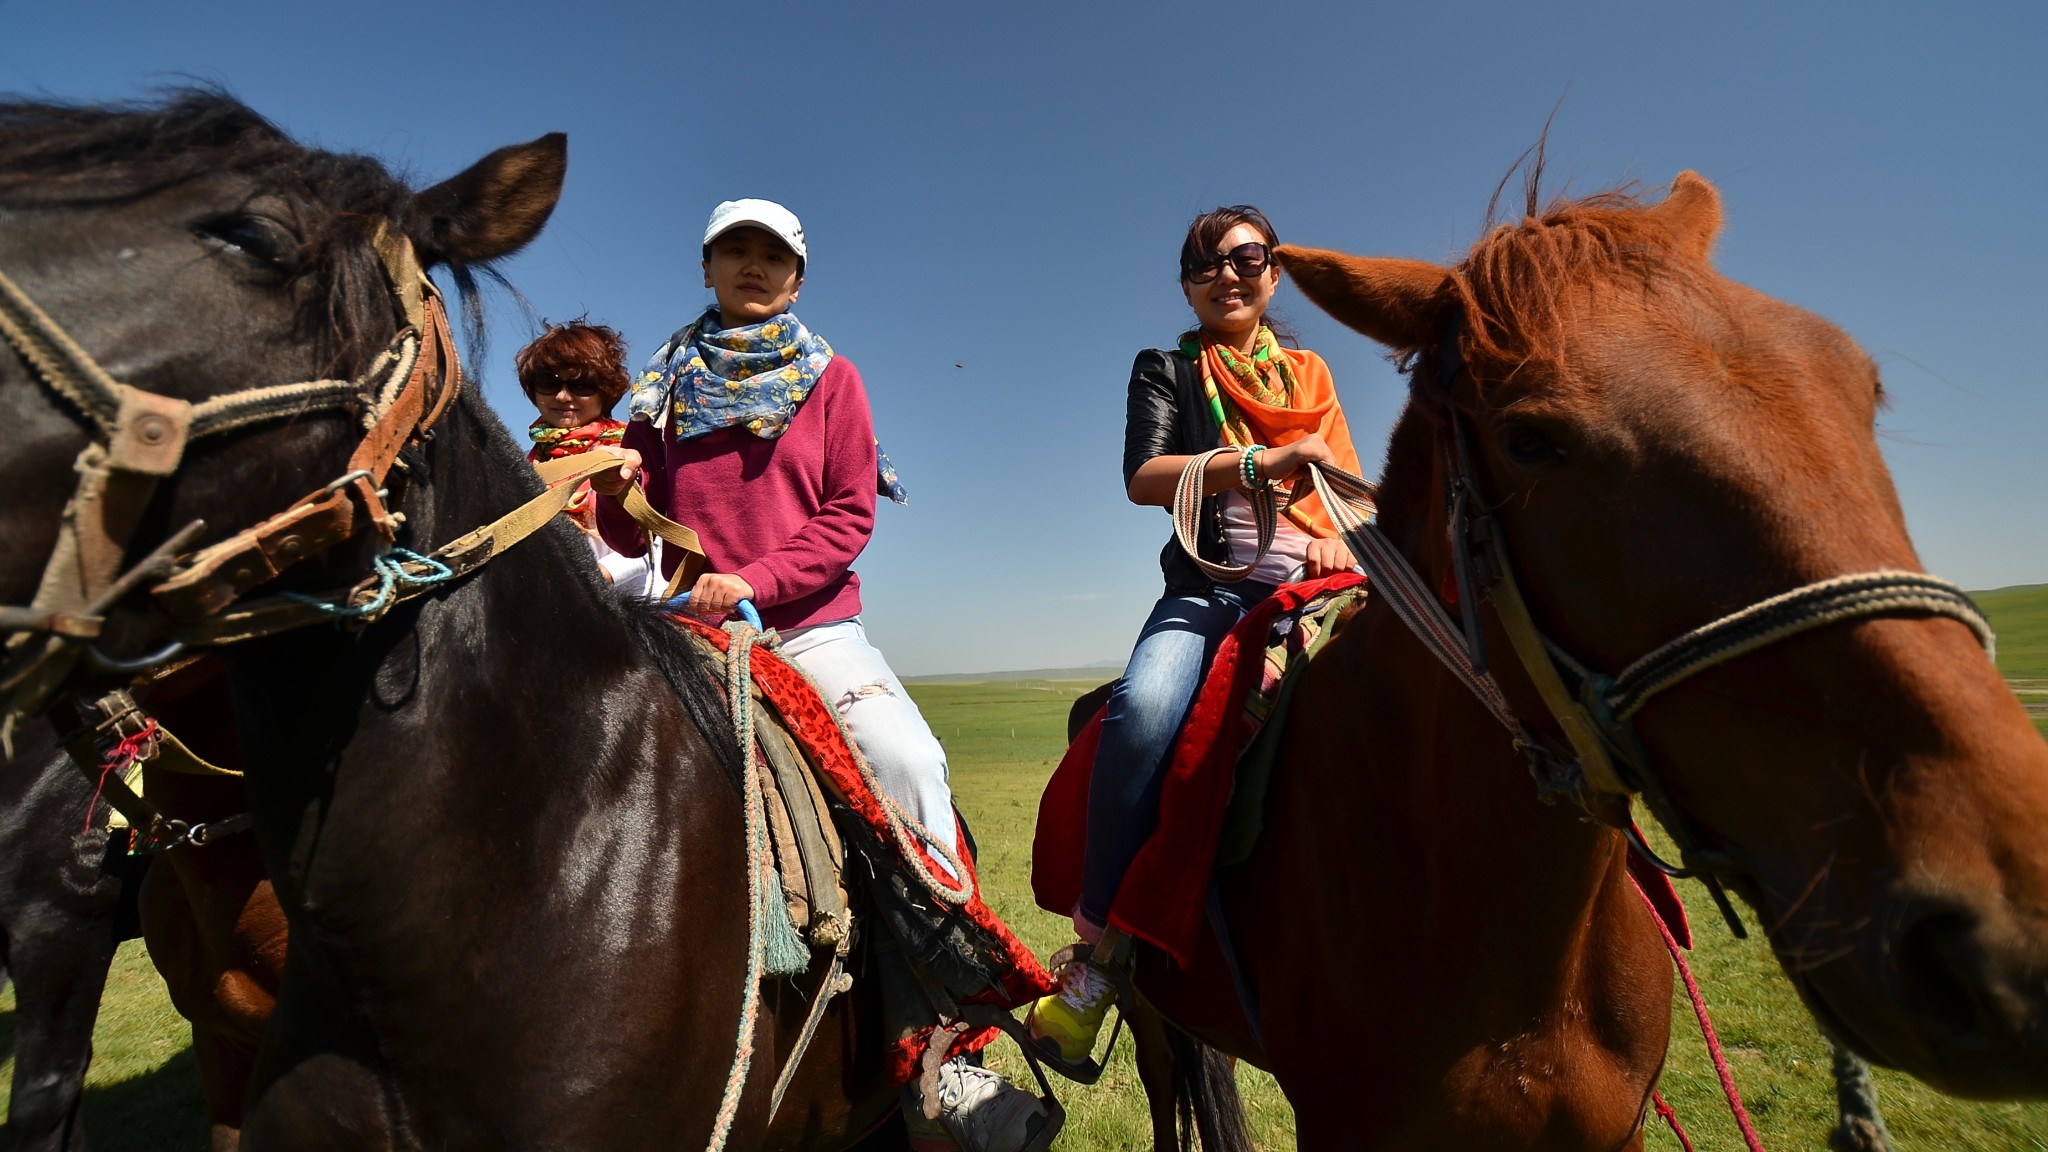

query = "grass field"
[{"left": 6, "top": 587, "right": 2048, "bottom": 1148}]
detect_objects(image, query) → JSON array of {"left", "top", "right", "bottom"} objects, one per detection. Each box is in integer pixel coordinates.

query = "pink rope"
[
  {"left": 1630, "top": 873, "right": 1766, "bottom": 1152},
  {"left": 1650, "top": 1089, "right": 1696, "bottom": 1152},
  {"left": 85, "top": 719, "right": 157, "bottom": 833}
]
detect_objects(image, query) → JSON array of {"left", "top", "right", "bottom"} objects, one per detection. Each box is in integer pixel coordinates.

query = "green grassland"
[
  {"left": 1980, "top": 584, "right": 2048, "bottom": 681},
  {"left": 1979, "top": 583, "right": 2048, "bottom": 740},
  {"left": 7, "top": 607, "right": 2048, "bottom": 1148}
]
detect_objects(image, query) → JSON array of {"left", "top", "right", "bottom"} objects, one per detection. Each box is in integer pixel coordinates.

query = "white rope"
[
  {"left": 1605, "top": 570, "right": 1994, "bottom": 721},
  {"left": 702, "top": 622, "right": 773, "bottom": 1152}
]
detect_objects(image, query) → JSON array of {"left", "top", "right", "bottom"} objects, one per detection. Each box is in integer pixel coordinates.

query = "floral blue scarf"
[{"left": 630, "top": 309, "right": 908, "bottom": 504}]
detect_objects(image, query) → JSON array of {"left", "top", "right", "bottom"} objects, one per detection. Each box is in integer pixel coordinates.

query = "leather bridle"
[
  {"left": 0, "top": 226, "right": 457, "bottom": 732},
  {"left": 0, "top": 223, "right": 707, "bottom": 750}
]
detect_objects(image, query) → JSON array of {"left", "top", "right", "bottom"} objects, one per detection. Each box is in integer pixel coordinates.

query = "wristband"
[{"left": 1241, "top": 445, "right": 1270, "bottom": 491}]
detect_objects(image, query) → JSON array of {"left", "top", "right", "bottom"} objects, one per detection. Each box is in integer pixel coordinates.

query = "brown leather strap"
[
  {"left": 175, "top": 455, "right": 708, "bottom": 646},
  {"left": 152, "top": 294, "right": 460, "bottom": 622}
]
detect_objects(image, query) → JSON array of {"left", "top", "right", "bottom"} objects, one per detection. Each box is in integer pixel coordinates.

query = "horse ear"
[
  {"left": 1651, "top": 170, "right": 1722, "bottom": 263},
  {"left": 406, "top": 133, "right": 567, "bottom": 267},
  {"left": 1275, "top": 246, "right": 1456, "bottom": 350}
]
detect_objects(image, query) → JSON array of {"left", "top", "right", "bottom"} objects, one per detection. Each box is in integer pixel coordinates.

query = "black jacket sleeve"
[
  {"left": 1121, "top": 346, "right": 1232, "bottom": 594},
  {"left": 1122, "top": 348, "right": 1181, "bottom": 491}
]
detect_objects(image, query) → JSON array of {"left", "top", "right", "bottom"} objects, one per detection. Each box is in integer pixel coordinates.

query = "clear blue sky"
[{"left": 7, "top": 1, "right": 2043, "bottom": 675}]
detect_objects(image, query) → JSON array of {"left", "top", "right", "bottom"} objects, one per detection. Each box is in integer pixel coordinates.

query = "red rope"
[
  {"left": 1630, "top": 873, "right": 1766, "bottom": 1152},
  {"left": 1651, "top": 1089, "right": 1696, "bottom": 1152},
  {"left": 84, "top": 718, "right": 157, "bottom": 833}
]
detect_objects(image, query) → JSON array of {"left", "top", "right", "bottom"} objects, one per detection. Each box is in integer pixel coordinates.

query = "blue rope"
[
  {"left": 286, "top": 548, "right": 456, "bottom": 618},
  {"left": 664, "top": 591, "right": 763, "bottom": 632}
]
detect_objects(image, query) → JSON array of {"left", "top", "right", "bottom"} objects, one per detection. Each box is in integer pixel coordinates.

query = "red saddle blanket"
[
  {"left": 1029, "top": 579, "right": 1693, "bottom": 967},
  {"left": 673, "top": 615, "right": 1054, "bottom": 1081}
]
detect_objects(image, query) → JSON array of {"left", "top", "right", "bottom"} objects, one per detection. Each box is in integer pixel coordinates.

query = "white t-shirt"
[
  {"left": 591, "top": 534, "right": 658, "bottom": 600},
  {"left": 1218, "top": 486, "right": 1312, "bottom": 586}
]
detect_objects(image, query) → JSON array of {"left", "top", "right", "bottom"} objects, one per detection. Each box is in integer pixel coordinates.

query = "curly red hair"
[{"left": 515, "top": 320, "right": 631, "bottom": 414}]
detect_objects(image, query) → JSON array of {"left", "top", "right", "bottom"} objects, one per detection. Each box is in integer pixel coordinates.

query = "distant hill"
[
  {"left": 1976, "top": 583, "right": 2048, "bottom": 680},
  {"left": 903, "top": 664, "right": 1120, "bottom": 685}
]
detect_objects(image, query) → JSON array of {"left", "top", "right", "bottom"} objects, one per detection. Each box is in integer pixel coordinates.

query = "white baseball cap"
[{"left": 702, "top": 198, "right": 807, "bottom": 263}]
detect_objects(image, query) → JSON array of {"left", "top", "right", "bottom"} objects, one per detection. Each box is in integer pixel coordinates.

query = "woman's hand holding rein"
[
  {"left": 1254, "top": 433, "right": 1337, "bottom": 484},
  {"left": 1125, "top": 432, "right": 1339, "bottom": 508},
  {"left": 589, "top": 445, "right": 641, "bottom": 496}
]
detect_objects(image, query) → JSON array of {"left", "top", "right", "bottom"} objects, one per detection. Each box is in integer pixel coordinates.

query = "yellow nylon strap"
[
  {"left": 181, "top": 454, "right": 707, "bottom": 646},
  {"left": 529, "top": 454, "right": 708, "bottom": 595},
  {"left": 1483, "top": 547, "right": 1635, "bottom": 801}
]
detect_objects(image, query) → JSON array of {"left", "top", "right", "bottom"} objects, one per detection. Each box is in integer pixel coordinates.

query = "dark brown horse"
[
  {"left": 0, "top": 721, "right": 126, "bottom": 1152},
  {"left": 1106, "top": 170, "right": 2048, "bottom": 1149},
  {"left": 0, "top": 93, "right": 907, "bottom": 1149}
]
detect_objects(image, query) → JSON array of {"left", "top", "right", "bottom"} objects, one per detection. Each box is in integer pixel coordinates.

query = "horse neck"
[
  {"left": 1355, "top": 402, "right": 1630, "bottom": 948},
  {"left": 222, "top": 390, "right": 705, "bottom": 875}
]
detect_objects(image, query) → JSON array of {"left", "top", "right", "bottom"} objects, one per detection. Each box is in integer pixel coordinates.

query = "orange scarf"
[{"left": 1192, "top": 330, "right": 1362, "bottom": 539}]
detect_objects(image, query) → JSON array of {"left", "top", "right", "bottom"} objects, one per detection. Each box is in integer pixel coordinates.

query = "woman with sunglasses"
[
  {"left": 588, "top": 199, "right": 1055, "bottom": 1152},
  {"left": 1028, "top": 205, "right": 1366, "bottom": 1067},
  {"left": 516, "top": 320, "right": 655, "bottom": 597}
]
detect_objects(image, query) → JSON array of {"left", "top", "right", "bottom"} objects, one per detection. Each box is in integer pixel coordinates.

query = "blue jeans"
[{"left": 1080, "top": 581, "right": 1276, "bottom": 927}]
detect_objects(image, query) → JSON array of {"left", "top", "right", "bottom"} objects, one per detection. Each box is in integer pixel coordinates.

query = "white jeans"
[{"left": 777, "top": 617, "right": 960, "bottom": 878}]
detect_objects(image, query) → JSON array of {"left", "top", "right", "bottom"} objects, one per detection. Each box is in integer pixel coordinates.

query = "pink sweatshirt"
[{"left": 597, "top": 356, "right": 875, "bottom": 631}]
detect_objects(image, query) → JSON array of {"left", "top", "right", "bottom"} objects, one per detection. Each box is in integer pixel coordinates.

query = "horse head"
[
  {"left": 1278, "top": 171, "right": 2048, "bottom": 1098},
  {"left": 0, "top": 92, "right": 565, "bottom": 728}
]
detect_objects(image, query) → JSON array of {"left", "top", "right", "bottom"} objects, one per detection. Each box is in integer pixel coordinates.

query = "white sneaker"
[{"left": 926, "top": 1058, "right": 1056, "bottom": 1152}]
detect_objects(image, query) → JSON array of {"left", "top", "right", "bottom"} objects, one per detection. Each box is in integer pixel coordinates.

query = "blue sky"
[{"left": 7, "top": 1, "right": 2043, "bottom": 675}]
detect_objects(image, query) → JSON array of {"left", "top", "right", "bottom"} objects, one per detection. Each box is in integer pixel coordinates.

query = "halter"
[
  {"left": 0, "top": 225, "right": 454, "bottom": 730},
  {"left": 0, "top": 221, "right": 707, "bottom": 751},
  {"left": 1188, "top": 314, "right": 1997, "bottom": 935}
]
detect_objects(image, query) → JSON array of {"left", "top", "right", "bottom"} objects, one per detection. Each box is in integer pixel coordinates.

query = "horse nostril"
[{"left": 1894, "top": 906, "right": 1993, "bottom": 1040}]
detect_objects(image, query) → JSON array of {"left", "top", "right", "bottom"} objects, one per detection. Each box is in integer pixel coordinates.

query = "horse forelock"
[{"left": 1446, "top": 186, "right": 1714, "bottom": 389}]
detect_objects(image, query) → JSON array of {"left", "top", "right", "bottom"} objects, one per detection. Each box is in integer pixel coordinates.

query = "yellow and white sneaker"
[{"left": 1026, "top": 954, "right": 1117, "bottom": 1073}]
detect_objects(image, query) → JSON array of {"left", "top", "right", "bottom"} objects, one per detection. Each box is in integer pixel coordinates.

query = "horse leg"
[
  {"left": 2, "top": 907, "right": 116, "bottom": 1152},
  {"left": 141, "top": 852, "right": 280, "bottom": 1151},
  {"left": 190, "top": 1023, "right": 258, "bottom": 1152},
  {"left": 1124, "top": 993, "right": 1252, "bottom": 1152},
  {"left": 1828, "top": 1041, "right": 1895, "bottom": 1152},
  {"left": 1127, "top": 996, "right": 1182, "bottom": 1151}
]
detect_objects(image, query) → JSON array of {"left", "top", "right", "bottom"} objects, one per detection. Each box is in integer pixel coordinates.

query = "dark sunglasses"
[
  {"left": 1181, "top": 242, "right": 1272, "bottom": 284},
  {"left": 531, "top": 375, "right": 603, "bottom": 397}
]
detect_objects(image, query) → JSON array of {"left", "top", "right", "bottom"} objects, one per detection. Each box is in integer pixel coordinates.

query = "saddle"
[
  {"left": 1032, "top": 574, "right": 1697, "bottom": 970},
  {"left": 668, "top": 614, "right": 1055, "bottom": 1090},
  {"left": 1032, "top": 574, "right": 1369, "bottom": 966}
]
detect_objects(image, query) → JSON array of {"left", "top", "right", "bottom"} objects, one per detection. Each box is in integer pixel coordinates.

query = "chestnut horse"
[
  {"left": 0, "top": 93, "right": 907, "bottom": 1149},
  {"left": 135, "top": 663, "right": 287, "bottom": 1152},
  {"left": 1111, "top": 170, "right": 2048, "bottom": 1149}
]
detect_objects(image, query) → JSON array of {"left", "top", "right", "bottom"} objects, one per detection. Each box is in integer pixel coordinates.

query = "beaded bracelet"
[{"left": 1241, "top": 444, "right": 1270, "bottom": 491}]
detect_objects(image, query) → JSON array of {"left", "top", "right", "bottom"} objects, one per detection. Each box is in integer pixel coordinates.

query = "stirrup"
[
  {"left": 1025, "top": 942, "right": 1134, "bottom": 1086},
  {"left": 948, "top": 1007, "right": 1070, "bottom": 1145}
]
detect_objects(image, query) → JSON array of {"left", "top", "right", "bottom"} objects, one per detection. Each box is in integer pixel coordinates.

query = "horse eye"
[
  {"left": 1501, "top": 422, "right": 1567, "bottom": 466},
  {"left": 198, "top": 214, "right": 298, "bottom": 267}
]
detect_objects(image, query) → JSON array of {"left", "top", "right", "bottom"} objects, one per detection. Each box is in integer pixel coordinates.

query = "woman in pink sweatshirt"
[{"left": 589, "top": 199, "right": 1051, "bottom": 1152}]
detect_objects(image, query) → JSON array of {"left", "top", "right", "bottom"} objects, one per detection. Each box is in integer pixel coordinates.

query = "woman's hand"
[
  {"left": 587, "top": 446, "right": 641, "bottom": 497},
  {"left": 687, "top": 572, "right": 756, "bottom": 618},
  {"left": 1254, "top": 434, "right": 1336, "bottom": 484},
  {"left": 1303, "top": 536, "right": 1356, "bottom": 580}
]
